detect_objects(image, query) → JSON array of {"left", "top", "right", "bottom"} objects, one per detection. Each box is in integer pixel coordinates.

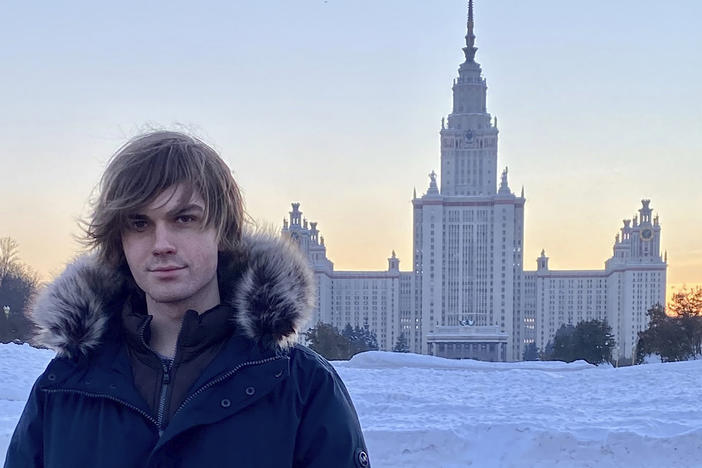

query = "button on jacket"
[{"left": 4, "top": 232, "right": 370, "bottom": 468}]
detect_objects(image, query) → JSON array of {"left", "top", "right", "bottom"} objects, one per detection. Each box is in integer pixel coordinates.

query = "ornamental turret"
[{"left": 606, "top": 200, "right": 665, "bottom": 268}]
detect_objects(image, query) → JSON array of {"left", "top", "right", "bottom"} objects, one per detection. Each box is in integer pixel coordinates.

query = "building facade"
[
  {"left": 529, "top": 200, "right": 666, "bottom": 359},
  {"left": 282, "top": 1, "right": 666, "bottom": 361},
  {"left": 282, "top": 203, "right": 412, "bottom": 352}
]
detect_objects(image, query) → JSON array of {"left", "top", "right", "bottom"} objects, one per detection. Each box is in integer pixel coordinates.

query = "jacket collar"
[
  {"left": 30, "top": 231, "right": 315, "bottom": 358},
  {"left": 121, "top": 303, "right": 236, "bottom": 365}
]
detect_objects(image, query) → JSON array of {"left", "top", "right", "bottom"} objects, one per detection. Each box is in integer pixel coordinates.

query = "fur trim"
[
  {"left": 228, "top": 233, "right": 315, "bottom": 350},
  {"left": 31, "top": 255, "right": 126, "bottom": 358},
  {"left": 30, "top": 231, "right": 315, "bottom": 358}
]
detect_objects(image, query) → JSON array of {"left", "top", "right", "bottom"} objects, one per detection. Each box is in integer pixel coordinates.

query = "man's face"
[{"left": 121, "top": 184, "right": 220, "bottom": 311}]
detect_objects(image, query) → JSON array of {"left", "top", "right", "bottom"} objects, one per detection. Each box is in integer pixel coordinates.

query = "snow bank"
[
  {"left": 335, "top": 350, "right": 596, "bottom": 371},
  {"left": 3, "top": 345, "right": 702, "bottom": 467},
  {"left": 334, "top": 351, "right": 702, "bottom": 467}
]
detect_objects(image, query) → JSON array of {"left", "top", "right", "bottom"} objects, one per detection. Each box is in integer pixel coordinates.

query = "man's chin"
[{"left": 145, "top": 288, "right": 192, "bottom": 305}]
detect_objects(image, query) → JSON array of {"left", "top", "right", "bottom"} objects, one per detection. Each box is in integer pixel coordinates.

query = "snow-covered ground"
[{"left": 2, "top": 344, "right": 702, "bottom": 467}]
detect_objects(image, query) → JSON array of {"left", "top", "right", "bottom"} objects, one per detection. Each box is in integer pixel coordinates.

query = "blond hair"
[{"left": 85, "top": 131, "right": 244, "bottom": 268}]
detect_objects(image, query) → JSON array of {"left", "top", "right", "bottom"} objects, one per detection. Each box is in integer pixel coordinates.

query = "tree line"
[
  {"left": 0, "top": 237, "right": 38, "bottom": 344},
  {"left": 524, "top": 287, "right": 702, "bottom": 365},
  {"left": 304, "top": 322, "right": 410, "bottom": 360},
  {"left": 532, "top": 319, "right": 615, "bottom": 365}
]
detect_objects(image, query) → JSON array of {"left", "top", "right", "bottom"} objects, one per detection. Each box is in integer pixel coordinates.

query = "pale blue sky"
[{"left": 1, "top": 1, "right": 700, "bottom": 293}]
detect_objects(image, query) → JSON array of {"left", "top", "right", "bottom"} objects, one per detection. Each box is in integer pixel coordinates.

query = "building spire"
[{"left": 463, "top": 0, "right": 478, "bottom": 63}]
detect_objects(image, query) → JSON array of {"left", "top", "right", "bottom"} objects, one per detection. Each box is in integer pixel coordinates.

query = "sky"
[{"left": 1, "top": 0, "right": 700, "bottom": 297}]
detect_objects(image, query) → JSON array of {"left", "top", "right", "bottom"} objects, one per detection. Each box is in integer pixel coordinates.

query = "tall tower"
[
  {"left": 413, "top": 1, "right": 525, "bottom": 361},
  {"left": 440, "top": 0, "right": 499, "bottom": 196}
]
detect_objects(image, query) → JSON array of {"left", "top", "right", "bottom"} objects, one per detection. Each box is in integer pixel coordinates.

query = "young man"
[{"left": 4, "top": 131, "right": 370, "bottom": 468}]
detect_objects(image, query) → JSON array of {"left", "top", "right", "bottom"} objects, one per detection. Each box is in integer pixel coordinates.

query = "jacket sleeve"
[
  {"left": 293, "top": 352, "right": 370, "bottom": 468},
  {"left": 3, "top": 379, "right": 44, "bottom": 468}
]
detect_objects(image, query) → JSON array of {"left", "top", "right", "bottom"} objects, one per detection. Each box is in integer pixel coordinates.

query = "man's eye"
[
  {"left": 177, "top": 215, "right": 196, "bottom": 224},
  {"left": 130, "top": 220, "right": 148, "bottom": 231}
]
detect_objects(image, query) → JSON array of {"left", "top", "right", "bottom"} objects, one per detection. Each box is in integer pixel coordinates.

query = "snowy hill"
[{"left": 2, "top": 344, "right": 702, "bottom": 467}]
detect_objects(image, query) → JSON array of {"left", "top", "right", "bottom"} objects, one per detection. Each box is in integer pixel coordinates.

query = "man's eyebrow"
[
  {"left": 167, "top": 204, "right": 205, "bottom": 216},
  {"left": 126, "top": 214, "right": 148, "bottom": 220}
]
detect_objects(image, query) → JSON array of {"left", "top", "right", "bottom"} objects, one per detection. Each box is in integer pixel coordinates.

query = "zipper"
[
  {"left": 138, "top": 313, "right": 182, "bottom": 436},
  {"left": 156, "top": 361, "right": 172, "bottom": 435},
  {"left": 44, "top": 388, "right": 159, "bottom": 429},
  {"left": 173, "top": 355, "right": 287, "bottom": 417},
  {"left": 137, "top": 315, "right": 153, "bottom": 354}
]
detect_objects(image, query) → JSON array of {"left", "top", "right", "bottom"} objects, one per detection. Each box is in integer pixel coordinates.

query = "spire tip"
[{"left": 464, "top": 0, "right": 478, "bottom": 62}]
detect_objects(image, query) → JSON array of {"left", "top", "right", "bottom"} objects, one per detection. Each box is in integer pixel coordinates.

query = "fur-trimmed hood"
[{"left": 31, "top": 232, "right": 315, "bottom": 358}]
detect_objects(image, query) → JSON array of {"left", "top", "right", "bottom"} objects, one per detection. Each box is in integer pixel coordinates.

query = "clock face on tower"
[{"left": 640, "top": 228, "right": 653, "bottom": 241}]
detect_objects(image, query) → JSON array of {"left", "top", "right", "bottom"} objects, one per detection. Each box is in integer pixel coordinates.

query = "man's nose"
[{"left": 152, "top": 223, "right": 176, "bottom": 256}]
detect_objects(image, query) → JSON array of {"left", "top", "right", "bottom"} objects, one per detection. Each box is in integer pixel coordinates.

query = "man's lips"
[{"left": 148, "top": 265, "right": 186, "bottom": 272}]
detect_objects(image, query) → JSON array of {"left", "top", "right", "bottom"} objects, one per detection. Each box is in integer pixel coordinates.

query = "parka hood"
[{"left": 31, "top": 231, "right": 315, "bottom": 358}]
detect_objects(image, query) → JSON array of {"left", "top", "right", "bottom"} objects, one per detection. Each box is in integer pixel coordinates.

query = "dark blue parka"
[{"left": 4, "top": 233, "right": 370, "bottom": 468}]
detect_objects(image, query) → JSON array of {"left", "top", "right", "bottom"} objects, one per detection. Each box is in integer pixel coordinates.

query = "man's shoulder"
[
  {"left": 33, "top": 335, "right": 126, "bottom": 390},
  {"left": 288, "top": 343, "right": 343, "bottom": 382},
  {"left": 27, "top": 353, "right": 81, "bottom": 392},
  {"left": 289, "top": 343, "right": 333, "bottom": 367}
]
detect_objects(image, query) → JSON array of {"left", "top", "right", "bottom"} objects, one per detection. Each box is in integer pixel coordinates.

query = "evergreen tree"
[
  {"left": 358, "top": 325, "right": 378, "bottom": 351},
  {"left": 551, "top": 324, "right": 576, "bottom": 362},
  {"left": 546, "top": 320, "right": 614, "bottom": 365},
  {"left": 341, "top": 323, "right": 355, "bottom": 343},
  {"left": 304, "top": 322, "right": 351, "bottom": 360},
  {"left": 341, "top": 323, "right": 378, "bottom": 356},
  {"left": 572, "top": 319, "right": 615, "bottom": 365},
  {"left": 522, "top": 342, "right": 538, "bottom": 361},
  {"left": 393, "top": 332, "right": 409, "bottom": 353}
]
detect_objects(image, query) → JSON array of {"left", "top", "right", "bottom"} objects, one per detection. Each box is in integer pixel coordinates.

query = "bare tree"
[{"left": 0, "top": 237, "right": 20, "bottom": 281}]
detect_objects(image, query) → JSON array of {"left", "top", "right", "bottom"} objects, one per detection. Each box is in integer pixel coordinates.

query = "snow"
[
  {"left": 0, "top": 343, "right": 56, "bottom": 465},
  {"left": 336, "top": 352, "right": 702, "bottom": 467},
  {"left": 642, "top": 353, "right": 663, "bottom": 364},
  {"left": 2, "top": 345, "right": 702, "bottom": 467}
]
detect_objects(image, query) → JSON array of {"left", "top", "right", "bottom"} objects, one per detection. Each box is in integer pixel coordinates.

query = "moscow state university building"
[{"left": 282, "top": 1, "right": 666, "bottom": 361}]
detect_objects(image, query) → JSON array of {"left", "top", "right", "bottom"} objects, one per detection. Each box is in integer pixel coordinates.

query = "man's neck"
[{"left": 145, "top": 286, "right": 221, "bottom": 358}]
